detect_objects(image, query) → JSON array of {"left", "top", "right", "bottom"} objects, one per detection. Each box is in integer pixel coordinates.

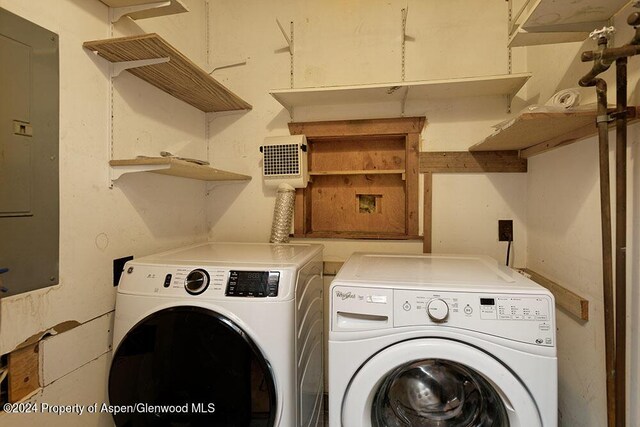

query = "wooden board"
[
  {"left": 110, "top": 158, "right": 251, "bottom": 181},
  {"left": 518, "top": 268, "right": 589, "bottom": 321},
  {"left": 291, "top": 118, "right": 423, "bottom": 239},
  {"left": 101, "top": 0, "right": 188, "bottom": 20},
  {"left": 470, "top": 107, "right": 639, "bottom": 155},
  {"left": 309, "top": 174, "right": 406, "bottom": 235},
  {"left": 310, "top": 136, "right": 406, "bottom": 172},
  {"left": 423, "top": 172, "right": 432, "bottom": 253},
  {"left": 83, "top": 34, "right": 251, "bottom": 112},
  {"left": 272, "top": 74, "right": 531, "bottom": 111},
  {"left": 420, "top": 151, "right": 527, "bottom": 173},
  {"left": 289, "top": 117, "right": 425, "bottom": 138},
  {"left": 8, "top": 343, "right": 40, "bottom": 402}
]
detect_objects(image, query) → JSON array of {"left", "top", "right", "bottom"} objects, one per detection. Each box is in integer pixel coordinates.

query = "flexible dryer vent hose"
[{"left": 269, "top": 183, "right": 296, "bottom": 243}]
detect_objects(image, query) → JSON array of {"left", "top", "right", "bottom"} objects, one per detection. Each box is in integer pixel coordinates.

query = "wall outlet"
[{"left": 498, "top": 220, "right": 513, "bottom": 242}]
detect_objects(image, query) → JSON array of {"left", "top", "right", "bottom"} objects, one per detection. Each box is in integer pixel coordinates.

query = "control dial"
[
  {"left": 427, "top": 298, "right": 449, "bottom": 322},
  {"left": 185, "top": 269, "right": 210, "bottom": 295}
]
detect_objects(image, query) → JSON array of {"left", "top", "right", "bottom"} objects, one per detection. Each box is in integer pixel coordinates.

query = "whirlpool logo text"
[{"left": 335, "top": 290, "right": 357, "bottom": 300}]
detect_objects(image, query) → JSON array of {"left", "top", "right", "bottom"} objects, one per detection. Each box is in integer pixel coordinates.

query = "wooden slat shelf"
[
  {"left": 109, "top": 158, "right": 251, "bottom": 182},
  {"left": 469, "top": 107, "right": 639, "bottom": 158},
  {"left": 100, "top": 0, "right": 188, "bottom": 20},
  {"left": 509, "top": 0, "right": 629, "bottom": 47},
  {"left": 83, "top": 33, "right": 252, "bottom": 112},
  {"left": 270, "top": 73, "right": 531, "bottom": 112}
]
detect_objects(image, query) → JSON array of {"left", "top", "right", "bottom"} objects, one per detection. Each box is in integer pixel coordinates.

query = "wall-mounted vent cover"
[
  {"left": 261, "top": 135, "right": 308, "bottom": 188},
  {"left": 263, "top": 143, "right": 300, "bottom": 176}
]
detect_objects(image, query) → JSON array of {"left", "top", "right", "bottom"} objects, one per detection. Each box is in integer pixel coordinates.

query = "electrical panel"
[{"left": 0, "top": 8, "right": 59, "bottom": 296}]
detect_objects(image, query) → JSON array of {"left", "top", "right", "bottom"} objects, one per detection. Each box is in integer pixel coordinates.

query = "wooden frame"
[
  {"left": 289, "top": 117, "right": 425, "bottom": 239},
  {"left": 420, "top": 150, "right": 528, "bottom": 253}
]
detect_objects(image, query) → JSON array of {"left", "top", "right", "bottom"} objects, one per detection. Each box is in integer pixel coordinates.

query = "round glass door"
[
  {"left": 341, "top": 339, "right": 541, "bottom": 427},
  {"left": 372, "top": 359, "right": 508, "bottom": 426},
  {"left": 109, "top": 306, "right": 276, "bottom": 427}
]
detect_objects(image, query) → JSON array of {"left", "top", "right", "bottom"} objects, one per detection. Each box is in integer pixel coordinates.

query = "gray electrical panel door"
[{"left": 0, "top": 8, "right": 59, "bottom": 296}]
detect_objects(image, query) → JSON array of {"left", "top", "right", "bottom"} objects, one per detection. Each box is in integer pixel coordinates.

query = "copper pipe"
[
  {"left": 580, "top": 36, "right": 617, "bottom": 425},
  {"left": 595, "top": 79, "right": 617, "bottom": 427},
  {"left": 615, "top": 57, "right": 627, "bottom": 427}
]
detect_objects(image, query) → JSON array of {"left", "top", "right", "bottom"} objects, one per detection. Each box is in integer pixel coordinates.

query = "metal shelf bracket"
[
  {"left": 111, "top": 57, "right": 170, "bottom": 78},
  {"left": 110, "top": 1, "right": 171, "bottom": 22}
]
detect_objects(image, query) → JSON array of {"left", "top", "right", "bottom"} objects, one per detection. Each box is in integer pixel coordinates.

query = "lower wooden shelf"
[
  {"left": 309, "top": 169, "right": 405, "bottom": 176},
  {"left": 470, "top": 107, "right": 639, "bottom": 158},
  {"left": 109, "top": 158, "right": 251, "bottom": 182}
]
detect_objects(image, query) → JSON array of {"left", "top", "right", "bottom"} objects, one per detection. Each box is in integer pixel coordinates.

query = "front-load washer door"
[
  {"left": 342, "top": 339, "right": 541, "bottom": 427},
  {"left": 109, "top": 306, "right": 276, "bottom": 427}
]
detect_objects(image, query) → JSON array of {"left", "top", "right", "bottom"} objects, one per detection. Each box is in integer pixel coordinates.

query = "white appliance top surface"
[
  {"left": 334, "top": 253, "right": 545, "bottom": 292},
  {"left": 134, "top": 242, "right": 322, "bottom": 267}
]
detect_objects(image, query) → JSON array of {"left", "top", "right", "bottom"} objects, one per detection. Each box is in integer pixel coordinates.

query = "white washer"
[
  {"left": 329, "top": 252, "right": 557, "bottom": 427},
  {"left": 109, "top": 242, "right": 324, "bottom": 427}
]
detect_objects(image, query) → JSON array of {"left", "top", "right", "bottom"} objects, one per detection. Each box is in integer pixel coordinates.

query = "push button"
[{"left": 163, "top": 274, "right": 172, "bottom": 288}]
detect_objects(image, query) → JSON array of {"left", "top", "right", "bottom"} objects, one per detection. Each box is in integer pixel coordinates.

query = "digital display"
[
  {"left": 480, "top": 298, "right": 495, "bottom": 306},
  {"left": 226, "top": 271, "right": 280, "bottom": 297}
]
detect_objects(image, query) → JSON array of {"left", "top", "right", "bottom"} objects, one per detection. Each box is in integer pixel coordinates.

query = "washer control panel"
[
  {"left": 394, "top": 289, "right": 554, "bottom": 346},
  {"left": 119, "top": 264, "right": 289, "bottom": 300},
  {"left": 331, "top": 285, "right": 554, "bottom": 347}
]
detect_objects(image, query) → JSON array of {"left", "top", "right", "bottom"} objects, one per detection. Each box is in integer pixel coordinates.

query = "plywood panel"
[
  {"left": 309, "top": 175, "right": 406, "bottom": 234},
  {"left": 8, "top": 343, "right": 39, "bottom": 402},
  {"left": 309, "top": 136, "right": 405, "bottom": 172}
]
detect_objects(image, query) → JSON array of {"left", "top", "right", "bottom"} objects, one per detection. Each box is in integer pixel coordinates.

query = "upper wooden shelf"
[
  {"left": 110, "top": 157, "right": 251, "bottom": 182},
  {"left": 83, "top": 33, "right": 252, "bottom": 112},
  {"left": 100, "top": 0, "right": 188, "bottom": 21},
  {"left": 270, "top": 73, "right": 531, "bottom": 112},
  {"left": 470, "top": 107, "right": 639, "bottom": 158},
  {"left": 509, "top": 0, "right": 630, "bottom": 47}
]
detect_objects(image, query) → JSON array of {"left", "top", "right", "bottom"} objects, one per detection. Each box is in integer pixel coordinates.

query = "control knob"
[
  {"left": 185, "top": 269, "right": 210, "bottom": 295},
  {"left": 427, "top": 298, "right": 449, "bottom": 322}
]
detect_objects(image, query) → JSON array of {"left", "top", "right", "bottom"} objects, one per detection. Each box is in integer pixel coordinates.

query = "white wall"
[
  {"left": 0, "top": 1, "right": 211, "bottom": 425},
  {"left": 206, "top": 0, "right": 529, "bottom": 266},
  {"left": 525, "top": 4, "right": 640, "bottom": 425}
]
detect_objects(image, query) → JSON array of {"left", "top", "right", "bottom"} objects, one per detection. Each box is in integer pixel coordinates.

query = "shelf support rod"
[
  {"left": 111, "top": 57, "right": 170, "bottom": 78},
  {"left": 276, "top": 18, "right": 293, "bottom": 54},
  {"left": 209, "top": 59, "right": 248, "bottom": 74},
  {"left": 110, "top": 1, "right": 171, "bottom": 23}
]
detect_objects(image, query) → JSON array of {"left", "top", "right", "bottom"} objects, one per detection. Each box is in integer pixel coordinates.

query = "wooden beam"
[
  {"left": 518, "top": 268, "right": 589, "bottom": 321},
  {"left": 406, "top": 133, "right": 420, "bottom": 237},
  {"left": 423, "top": 172, "right": 432, "bottom": 253},
  {"left": 288, "top": 117, "right": 426, "bottom": 137},
  {"left": 420, "top": 151, "right": 527, "bottom": 173}
]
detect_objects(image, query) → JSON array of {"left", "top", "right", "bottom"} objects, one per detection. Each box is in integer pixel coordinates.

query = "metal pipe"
[
  {"left": 593, "top": 79, "right": 617, "bottom": 427},
  {"left": 614, "top": 57, "right": 627, "bottom": 427},
  {"left": 579, "top": 37, "right": 614, "bottom": 86}
]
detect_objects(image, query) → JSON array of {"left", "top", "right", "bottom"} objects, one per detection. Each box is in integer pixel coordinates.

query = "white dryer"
[
  {"left": 109, "top": 242, "right": 324, "bottom": 427},
  {"left": 329, "top": 253, "right": 557, "bottom": 427}
]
